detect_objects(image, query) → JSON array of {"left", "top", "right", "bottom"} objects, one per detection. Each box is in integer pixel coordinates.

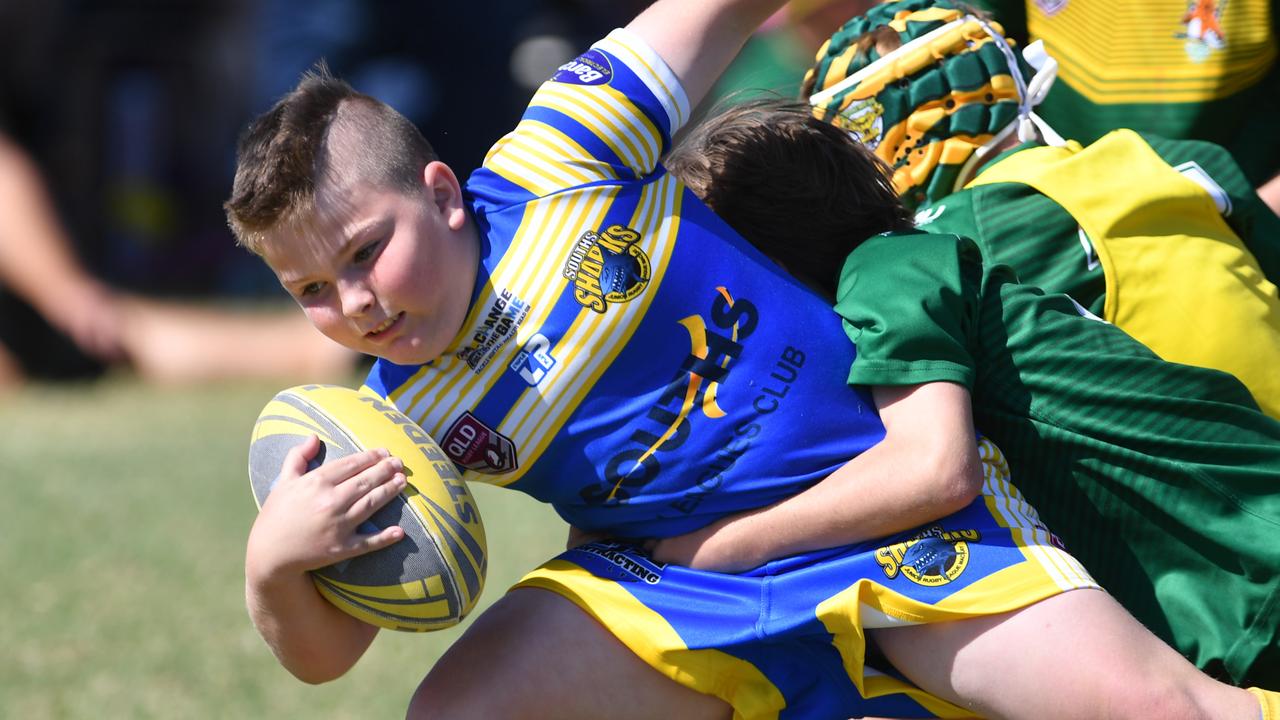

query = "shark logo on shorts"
[{"left": 876, "top": 525, "right": 980, "bottom": 586}]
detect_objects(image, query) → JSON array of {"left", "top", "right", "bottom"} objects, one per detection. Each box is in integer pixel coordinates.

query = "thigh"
[
  {"left": 408, "top": 586, "right": 731, "bottom": 720},
  {"left": 870, "top": 588, "right": 1254, "bottom": 720}
]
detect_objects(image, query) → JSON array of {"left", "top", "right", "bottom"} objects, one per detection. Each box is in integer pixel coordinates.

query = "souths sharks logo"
[
  {"left": 876, "top": 525, "right": 980, "bottom": 586},
  {"left": 563, "top": 225, "right": 651, "bottom": 313}
]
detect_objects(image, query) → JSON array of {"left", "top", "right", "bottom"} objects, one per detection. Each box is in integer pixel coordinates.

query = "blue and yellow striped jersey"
[{"left": 364, "top": 29, "right": 886, "bottom": 537}]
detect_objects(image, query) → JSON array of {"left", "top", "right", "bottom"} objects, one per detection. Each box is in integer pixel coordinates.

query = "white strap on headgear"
[
  {"left": 1020, "top": 40, "right": 1065, "bottom": 146},
  {"left": 970, "top": 16, "right": 1064, "bottom": 145}
]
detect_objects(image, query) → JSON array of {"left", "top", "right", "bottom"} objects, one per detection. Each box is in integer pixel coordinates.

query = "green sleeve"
[
  {"left": 835, "top": 232, "right": 984, "bottom": 389},
  {"left": 1144, "top": 133, "right": 1280, "bottom": 284}
]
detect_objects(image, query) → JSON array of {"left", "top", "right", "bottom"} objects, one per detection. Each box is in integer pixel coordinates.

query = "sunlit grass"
[{"left": 1, "top": 376, "right": 567, "bottom": 719}]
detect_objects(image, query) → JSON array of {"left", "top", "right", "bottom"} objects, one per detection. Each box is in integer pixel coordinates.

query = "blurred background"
[
  {"left": 0, "top": 2, "right": 850, "bottom": 717},
  {"left": 0, "top": 0, "right": 846, "bottom": 387},
  {"left": 0, "top": 1, "right": 648, "bottom": 305}
]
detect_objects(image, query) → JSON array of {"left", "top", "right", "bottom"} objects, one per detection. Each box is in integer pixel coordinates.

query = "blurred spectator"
[{"left": 0, "top": 131, "right": 355, "bottom": 387}]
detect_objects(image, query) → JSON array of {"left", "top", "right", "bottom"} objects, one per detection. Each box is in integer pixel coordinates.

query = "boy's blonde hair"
[
  {"left": 224, "top": 66, "right": 439, "bottom": 254},
  {"left": 665, "top": 98, "right": 912, "bottom": 296}
]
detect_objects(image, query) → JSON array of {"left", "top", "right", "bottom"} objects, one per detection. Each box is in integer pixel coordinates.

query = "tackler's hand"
[{"left": 246, "top": 435, "right": 407, "bottom": 583}]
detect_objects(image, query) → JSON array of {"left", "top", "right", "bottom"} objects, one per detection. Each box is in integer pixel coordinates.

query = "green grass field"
[{"left": 0, "top": 375, "right": 567, "bottom": 719}]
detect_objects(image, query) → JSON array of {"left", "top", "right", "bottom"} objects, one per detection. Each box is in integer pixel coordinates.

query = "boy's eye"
[
  {"left": 353, "top": 240, "right": 381, "bottom": 263},
  {"left": 299, "top": 281, "right": 326, "bottom": 298}
]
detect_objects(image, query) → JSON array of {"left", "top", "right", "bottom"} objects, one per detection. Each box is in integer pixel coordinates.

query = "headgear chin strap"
[{"left": 807, "top": 1, "right": 1064, "bottom": 209}]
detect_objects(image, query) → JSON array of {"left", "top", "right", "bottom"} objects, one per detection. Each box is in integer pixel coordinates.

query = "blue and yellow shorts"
[{"left": 515, "top": 439, "right": 1098, "bottom": 719}]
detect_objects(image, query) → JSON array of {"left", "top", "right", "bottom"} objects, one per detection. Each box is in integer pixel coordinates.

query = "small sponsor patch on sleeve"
[{"left": 551, "top": 49, "right": 613, "bottom": 86}]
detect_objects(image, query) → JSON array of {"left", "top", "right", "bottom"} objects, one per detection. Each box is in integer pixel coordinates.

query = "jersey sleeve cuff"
[
  {"left": 595, "top": 28, "right": 691, "bottom": 136},
  {"left": 847, "top": 359, "right": 974, "bottom": 390}
]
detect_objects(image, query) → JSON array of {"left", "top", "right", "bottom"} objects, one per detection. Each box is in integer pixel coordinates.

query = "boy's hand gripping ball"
[{"left": 248, "top": 384, "right": 487, "bottom": 632}]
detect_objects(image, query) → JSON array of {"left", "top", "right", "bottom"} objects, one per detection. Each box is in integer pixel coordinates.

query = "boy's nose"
[{"left": 338, "top": 279, "right": 375, "bottom": 318}]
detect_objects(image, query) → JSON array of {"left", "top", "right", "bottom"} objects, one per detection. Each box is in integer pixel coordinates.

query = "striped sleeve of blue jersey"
[{"left": 471, "top": 28, "right": 690, "bottom": 204}]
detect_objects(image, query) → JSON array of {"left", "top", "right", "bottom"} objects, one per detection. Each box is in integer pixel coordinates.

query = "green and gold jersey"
[
  {"left": 972, "top": 0, "right": 1280, "bottom": 184},
  {"left": 915, "top": 130, "right": 1280, "bottom": 417},
  {"left": 835, "top": 230, "right": 1280, "bottom": 686},
  {"left": 918, "top": 132, "right": 1280, "bottom": 307}
]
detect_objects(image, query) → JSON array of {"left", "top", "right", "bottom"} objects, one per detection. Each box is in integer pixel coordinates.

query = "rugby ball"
[{"left": 248, "top": 384, "right": 486, "bottom": 632}]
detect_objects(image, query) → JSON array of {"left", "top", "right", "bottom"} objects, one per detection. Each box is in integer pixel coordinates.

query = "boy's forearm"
[
  {"left": 625, "top": 0, "right": 789, "bottom": 111},
  {"left": 724, "top": 438, "right": 980, "bottom": 567},
  {"left": 657, "top": 383, "right": 984, "bottom": 572},
  {"left": 245, "top": 567, "right": 378, "bottom": 684}
]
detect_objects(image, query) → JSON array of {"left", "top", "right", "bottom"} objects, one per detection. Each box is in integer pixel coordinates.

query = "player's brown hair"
[
  {"left": 224, "top": 65, "right": 439, "bottom": 254},
  {"left": 665, "top": 98, "right": 913, "bottom": 297}
]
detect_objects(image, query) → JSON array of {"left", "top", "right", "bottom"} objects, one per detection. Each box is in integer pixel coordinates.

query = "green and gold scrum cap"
[{"left": 805, "top": 0, "right": 1062, "bottom": 209}]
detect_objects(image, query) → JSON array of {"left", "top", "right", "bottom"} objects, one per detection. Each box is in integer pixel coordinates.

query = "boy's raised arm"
[{"left": 625, "top": 0, "right": 789, "bottom": 111}]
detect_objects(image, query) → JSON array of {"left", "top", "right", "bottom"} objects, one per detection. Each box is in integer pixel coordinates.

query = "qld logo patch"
[
  {"left": 876, "top": 525, "right": 980, "bottom": 586},
  {"left": 441, "top": 412, "right": 518, "bottom": 475},
  {"left": 552, "top": 50, "right": 613, "bottom": 85},
  {"left": 562, "top": 224, "right": 651, "bottom": 313}
]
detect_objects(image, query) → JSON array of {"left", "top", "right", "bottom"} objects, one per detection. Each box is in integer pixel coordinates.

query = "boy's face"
[{"left": 260, "top": 168, "right": 477, "bottom": 366}]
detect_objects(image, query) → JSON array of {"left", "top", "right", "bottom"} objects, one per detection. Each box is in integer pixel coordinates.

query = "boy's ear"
[{"left": 423, "top": 160, "right": 468, "bottom": 230}]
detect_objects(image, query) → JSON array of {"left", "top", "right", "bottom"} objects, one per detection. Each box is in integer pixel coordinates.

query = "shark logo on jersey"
[
  {"left": 552, "top": 49, "right": 613, "bottom": 86},
  {"left": 562, "top": 225, "right": 651, "bottom": 313},
  {"left": 876, "top": 525, "right": 980, "bottom": 587},
  {"left": 441, "top": 411, "right": 518, "bottom": 475}
]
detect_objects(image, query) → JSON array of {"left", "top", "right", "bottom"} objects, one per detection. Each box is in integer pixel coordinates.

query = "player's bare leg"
[
  {"left": 870, "top": 588, "right": 1260, "bottom": 720},
  {"left": 408, "top": 587, "right": 731, "bottom": 720}
]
